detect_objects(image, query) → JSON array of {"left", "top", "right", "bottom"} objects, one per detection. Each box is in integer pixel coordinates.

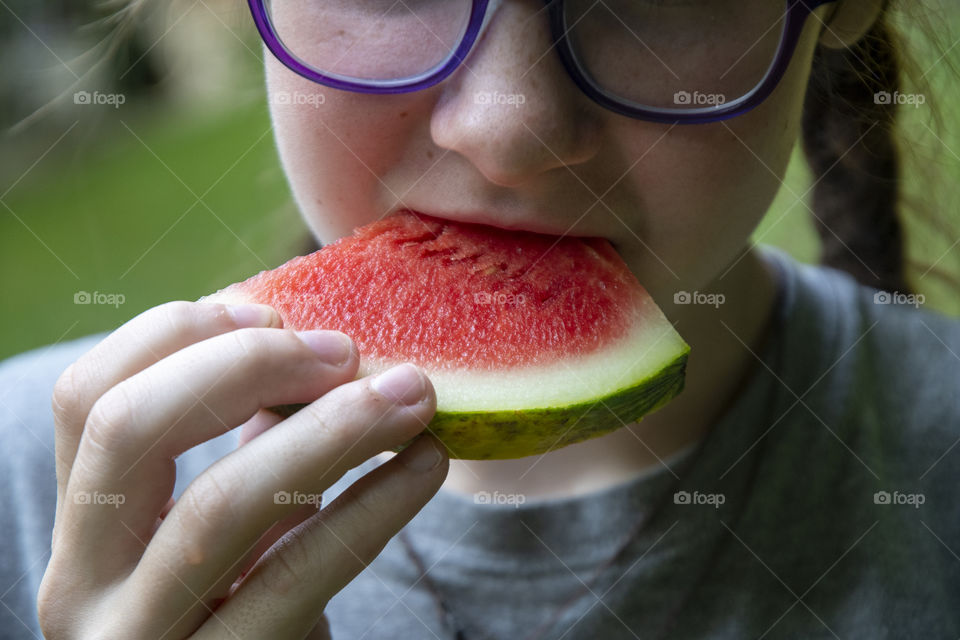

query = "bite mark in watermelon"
[{"left": 201, "top": 210, "right": 689, "bottom": 460}]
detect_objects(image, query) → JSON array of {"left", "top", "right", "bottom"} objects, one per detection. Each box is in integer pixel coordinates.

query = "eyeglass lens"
[{"left": 264, "top": 0, "right": 788, "bottom": 109}]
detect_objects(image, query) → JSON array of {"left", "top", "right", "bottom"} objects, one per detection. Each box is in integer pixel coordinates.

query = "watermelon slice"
[{"left": 201, "top": 210, "right": 689, "bottom": 460}]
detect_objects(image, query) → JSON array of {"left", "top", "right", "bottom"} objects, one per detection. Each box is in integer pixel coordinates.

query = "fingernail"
[
  {"left": 371, "top": 363, "right": 426, "bottom": 405},
  {"left": 297, "top": 330, "right": 353, "bottom": 366},
  {"left": 228, "top": 304, "right": 279, "bottom": 328},
  {"left": 400, "top": 435, "right": 444, "bottom": 472}
]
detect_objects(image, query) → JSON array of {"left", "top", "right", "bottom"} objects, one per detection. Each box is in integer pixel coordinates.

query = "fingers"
[
  {"left": 116, "top": 364, "right": 439, "bottom": 640},
  {"left": 150, "top": 410, "right": 312, "bottom": 558},
  {"left": 238, "top": 408, "right": 287, "bottom": 447},
  {"left": 191, "top": 434, "right": 448, "bottom": 640},
  {"left": 50, "top": 301, "right": 281, "bottom": 526},
  {"left": 226, "top": 409, "right": 335, "bottom": 593},
  {"left": 229, "top": 495, "right": 322, "bottom": 591},
  {"left": 229, "top": 409, "right": 323, "bottom": 584},
  {"left": 58, "top": 326, "right": 360, "bottom": 577}
]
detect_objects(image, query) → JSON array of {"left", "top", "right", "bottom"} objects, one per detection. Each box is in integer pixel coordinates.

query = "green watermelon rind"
[{"left": 266, "top": 346, "right": 688, "bottom": 460}]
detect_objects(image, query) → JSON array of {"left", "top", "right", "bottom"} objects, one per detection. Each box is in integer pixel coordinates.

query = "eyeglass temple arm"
[{"left": 478, "top": 0, "right": 504, "bottom": 42}]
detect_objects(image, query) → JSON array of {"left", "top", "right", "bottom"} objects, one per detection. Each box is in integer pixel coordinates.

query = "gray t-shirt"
[{"left": 1, "top": 245, "right": 958, "bottom": 639}]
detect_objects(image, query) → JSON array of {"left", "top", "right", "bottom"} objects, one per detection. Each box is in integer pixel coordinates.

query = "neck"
[{"left": 439, "top": 245, "right": 780, "bottom": 502}]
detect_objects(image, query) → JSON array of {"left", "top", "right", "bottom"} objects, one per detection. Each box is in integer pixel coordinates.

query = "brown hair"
[{"left": 802, "top": 0, "right": 958, "bottom": 297}]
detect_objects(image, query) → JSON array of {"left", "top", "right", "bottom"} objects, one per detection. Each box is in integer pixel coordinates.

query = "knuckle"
[
  {"left": 298, "top": 403, "right": 344, "bottom": 444},
  {"left": 228, "top": 326, "right": 274, "bottom": 361},
  {"left": 151, "top": 300, "right": 232, "bottom": 344},
  {"left": 298, "top": 396, "right": 369, "bottom": 464},
  {"left": 37, "top": 571, "right": 77, "bottom": 640},
  {"left": 261, "top": 523, "right": 323, "bottom": 597},
  {"left": 322, "top": 485, "right": 389, "bottom": 574},
  {"left": 351, "top": 380, "right": 415, "bottom": 431},
  {"left": 339, "top": 484, "right": 382, "bottom": 533},
  {"left": 177, "top": 470, "right": 239, "bottom": 540},
  {"left": 155, "top": 300, "right": 202, "bottom": 331},
  {"left": 298, "top": 382, "right": 396, "bottom": 452},
  {"left": 51, "top": 363, "right": 79, "bottom": 428},
  {"left": 341, "top": 486, "right": 396, "bottom": 570},
  {"left": 36, "top": 584, "right": 57, "bottom": 635},
  {"left": 344, "top": 378, "right": 387, "bottom": 418},
  {"left": 83, "top": 387, "right": 137, "bottom": 456}
]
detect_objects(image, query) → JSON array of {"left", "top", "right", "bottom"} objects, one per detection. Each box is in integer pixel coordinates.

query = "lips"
[{"left": 397, "top": 207, "right": 599, "bottom": 242}]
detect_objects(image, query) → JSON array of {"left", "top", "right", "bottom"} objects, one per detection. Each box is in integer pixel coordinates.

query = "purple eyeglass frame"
[{"left": 248, "top": 0, "right": 836, "bottom": 124}]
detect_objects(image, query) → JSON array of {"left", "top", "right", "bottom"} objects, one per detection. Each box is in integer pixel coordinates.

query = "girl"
[{"left": 1, "top": 0, "right": 957, "bottom": 637}]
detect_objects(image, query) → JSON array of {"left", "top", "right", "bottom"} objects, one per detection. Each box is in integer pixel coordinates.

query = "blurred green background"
[{"left": 1, "top": 0, "right": 959, "bottom": 361}]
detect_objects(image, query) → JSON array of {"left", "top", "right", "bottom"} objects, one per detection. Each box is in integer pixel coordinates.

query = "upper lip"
[{"left": 399, "top": 207, "right": 593, "bottom": 240}]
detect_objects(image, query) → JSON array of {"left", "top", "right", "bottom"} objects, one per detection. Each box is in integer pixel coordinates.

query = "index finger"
[{"left": 50, "top": 300, "right": 280, "bottom": 527}]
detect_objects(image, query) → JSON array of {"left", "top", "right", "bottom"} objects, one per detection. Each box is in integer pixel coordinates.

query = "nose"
[{"left": 429, "top": 0, "right": 601, "bottom": 187}]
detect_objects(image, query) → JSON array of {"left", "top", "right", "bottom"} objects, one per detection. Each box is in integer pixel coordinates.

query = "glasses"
[{"left": 248, "top": 0, "right": 835, "bottom": 124}]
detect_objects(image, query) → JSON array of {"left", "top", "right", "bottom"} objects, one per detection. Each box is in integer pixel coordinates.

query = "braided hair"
[{"left": 802, "top": 2, "right": 911, "bottom": 295}]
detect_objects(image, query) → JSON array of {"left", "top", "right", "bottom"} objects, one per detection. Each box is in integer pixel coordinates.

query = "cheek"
[
  {"left": 613, "top": 34, "right": 814, "bottom": 298},
  {"left": 655, "top": 112, "right": 796, "bottom": 293},
  {"left": 266, "top": 57, "right": 426, "bottom": 242}
]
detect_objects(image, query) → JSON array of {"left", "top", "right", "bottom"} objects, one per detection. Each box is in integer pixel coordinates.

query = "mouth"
[{"left": 396, "top": 207, "right": 615, "bottom": 248}]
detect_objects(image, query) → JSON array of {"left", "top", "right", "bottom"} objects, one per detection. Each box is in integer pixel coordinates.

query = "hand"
[{"left": 38, "top": 300, "right": 448, "bottom": 639}]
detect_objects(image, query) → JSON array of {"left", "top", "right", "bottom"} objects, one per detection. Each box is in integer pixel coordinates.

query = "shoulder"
[
  {"left": 761, "top": 244, "right": 960, "bottom": 435},
  {"left": 0, "top": 333, "right": 108, "bottom": 472},
  {"left": 761, "top": 245, "right": 960, "bottom": 522},
  {"left": 724, "top": 248, "right": 960, "bottom": 630},
  {"left": 793, "top": 251, "right": 959, "bottom": 437}
]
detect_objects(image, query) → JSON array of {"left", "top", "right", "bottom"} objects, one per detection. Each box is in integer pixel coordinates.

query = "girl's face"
[{"left": 264, "top": 2, "right": 830, "bottom": 306}]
